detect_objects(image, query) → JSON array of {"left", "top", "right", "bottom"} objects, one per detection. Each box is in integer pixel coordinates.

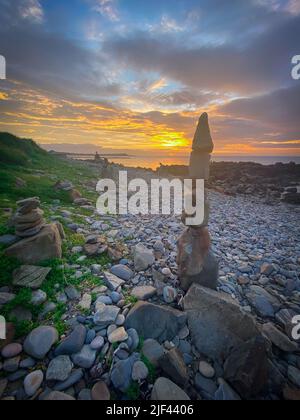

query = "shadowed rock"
[
  {"left": 183, "top": 284, "right": 260, "bottom": 363},
  {"left": 5, "top": 224, "right": 63, "bottom": 264},
  {"left": 125, "top": 302, "right": 187, "bottom": 343}
]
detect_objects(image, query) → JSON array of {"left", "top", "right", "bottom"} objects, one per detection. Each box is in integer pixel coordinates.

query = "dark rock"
[
  {"left": 91, "top": 381, "right": 110, "bottom": 400},
  {"left": 224, "top": 336, "right": 269, "bottom": 399},
  {"left": 215, "top": 382, "right": 241, "bottom": 401},
  {"left": 55, "top": 325, "right": 86, "bottom": 356},
  {"left": 5, "top": 224, "right": 63, "bottom": 264},
  {"left": 142, "top": 339, "right": 165, "bottom": 367},
  {"left": 125, "top": 301, "right": 187, "bottom": 343},
  {"left": 183, "top": 284, "right": 259, "bottom": 362},
  {"left": 44, "top": 391, "right": 75, "bottom": 401},
  {"left": 111, "top": 265, "right": 133, "bottom": 281},
  {"left": 245, "top": 286, "right": 281, "bottom": 318},
  {"left": 46, "top": 355, "right": 73, "bottom": 381},
  {"left": 158, "top": 348, "right": 189, "bottom": 386},
  {"left": 151, "top": 377, "right": 190, "bottom": 401},
  {"left": 111, "top": 353, "right": 140, "bottom": 392},
  {"left": 24, "top": 326, "right": 58, "bottom": 359},
  {"left": 71, "top": 345, "right": 96, "bottom": 369},
  {"left": 54, "top": 369, "right": 84, "bottom": 392},
  {"left": 194, "top": 373, "right": 218, "bottom": 399}
]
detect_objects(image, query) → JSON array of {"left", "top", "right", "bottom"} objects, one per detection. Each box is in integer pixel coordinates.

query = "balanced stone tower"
[{"left": 177, "top": 113, "right": 219, "bottom": 292}]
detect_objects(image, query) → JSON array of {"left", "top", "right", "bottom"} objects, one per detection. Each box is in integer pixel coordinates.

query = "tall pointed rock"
[
  {"left": 192, "top": 112, "right": 214, "bottom": 153},
  {"left": 189, "top": 112, "right": 213, "bottom": 180}
]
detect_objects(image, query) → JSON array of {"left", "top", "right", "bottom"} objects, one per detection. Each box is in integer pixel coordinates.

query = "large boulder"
[
  {"left": 125, "top": 302, "right": 187, "bottom": 343},
  {"left": 5, "top": 224, "right": 63, "bottom": 264},
  {"left": 224, "top": 336, "right": 270, "bottom": 399},
  {"left": 183, "top": 284, "right": 260, "bottom": 362}
]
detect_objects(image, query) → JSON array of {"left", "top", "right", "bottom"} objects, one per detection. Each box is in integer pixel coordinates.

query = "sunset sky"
[{"left": 0, "top": 0, "right": 299, "bottom": 158}]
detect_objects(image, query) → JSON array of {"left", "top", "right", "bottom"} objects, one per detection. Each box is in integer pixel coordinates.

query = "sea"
[
  {"left": 71, "top": 154, "right": 300, "bottom": 170},
  {"left": 97, "top": 155, "right": 300, "bottom": 170}
]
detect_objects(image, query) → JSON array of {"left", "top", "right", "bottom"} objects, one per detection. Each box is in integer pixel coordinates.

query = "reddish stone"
[{"left": 91, "top": 382, "right": 110, "bottom": 401}]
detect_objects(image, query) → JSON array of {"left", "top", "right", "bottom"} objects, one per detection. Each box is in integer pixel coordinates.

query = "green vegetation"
[
  {"left": 0, "top": 251, "right": 20, "bottom": 287},
  {"left": 141, "top": 354, "right": 157, "bottom": 384},
  {"left": 68, "top": 233, "right": 86, "bottom": 247},
  {"left": 124, "top": 293, "right": 138, "bottom": 306},
  {"left": 125, "top": 382, "right": 140, "bottom": 400},
  {"left": 14, "top": 321, "right": 39, "bottom": 339},
  {"left": 0, "top": 132, "right": 99, "bottom": 208},
  {"left": 0, "top": 133, "right": 112, "bottom": 338},
  {"left": 0, "top": 132, "right": 48, "bottom": 166}
]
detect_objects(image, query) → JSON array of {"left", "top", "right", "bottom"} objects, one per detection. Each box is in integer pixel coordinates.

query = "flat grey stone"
[
  {"left": 93, "top": 304, "right": 120, "bottom": 328},
  {"left": 24, "top": 326, "right": 58, "bottom": 360},
  {"left": 71, "top": 345, "right": 96, "bottom": 369},
  {"left": 103, "top": 272, "right": 125, "bottom": 291},
  {"left": 46, "top": 356, "right": 73, "bottom": 381}
]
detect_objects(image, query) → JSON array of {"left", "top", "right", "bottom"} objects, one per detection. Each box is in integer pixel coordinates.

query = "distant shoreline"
[{"left": 48, "top": 149, "right": 300, "bottom": 170}]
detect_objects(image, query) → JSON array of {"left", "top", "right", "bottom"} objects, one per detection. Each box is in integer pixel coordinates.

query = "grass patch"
[
  {"left": 0, "top": 251, "right": 20, "bottom": 287},
  {"left": 141, "top": 354, "right": 157, "bottom": 384},
  {"left": 0, "top": 224, "right": 14, "bottom": 237},
  {"left": 73, "top": 273, "right": 104, "bottom": 290},
  {"left": 68, "top": 233, "right": 86, "bottom": 247},
  {"left": 39, "top": 259, "right": 70, "bottom": 301},
  {"left": 66, "top": 251, "right": 112, "bottom": 269},
  {"left": 0, "top": 132, "right": 99, "bottom": 207},
  {"left": 124, "top": 293, "right": 138, "bottom": 306},
  {"left": 45, "top": 303, "right": 68, "bottom": 336},
  {"left": 125, "top": 382, "right": 140, "bottom": 400},
  {"left": 14, "top": 320, "right": 38, "bottom": 339}
]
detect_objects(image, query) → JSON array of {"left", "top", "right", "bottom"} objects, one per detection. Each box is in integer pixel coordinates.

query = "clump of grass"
[
  {"left": 0, "top": 251, "right": 20, "bottom": 287},
  {"left": 73, "top": 273, "right": 104, "bottom": 291},
  {"left": 1, "top": 288, "right": 43, "bottom": 321},
  {"left": 39, "top": 259, "right": 69, "bottom": 301},
  {"left": 141, "top": 354, "right": 157, "bottom": 384},
  {"left": 91, "top": 292, "right": 98, "bottom": 303},
  {"left": 48, "top": 303, "right": 68, "bottom": 336},
  {"left": 124, "top": 294, "right": 138, "bottom": 306},
  {"left": 125, "top": 382, "right": 140, "bottom": 400},
  {"left": 137, "top": 337, "right": 145, "bottom": 352},
  {"left": 68, "top": 233, "right": 86, "bottom": 247},
  {"left": 14, "top": 320, "right": 38, "bottom": 339},
  {"left": 66, "top": 251, "right": 112, "bottom": 270},
  {"left": 0, "top": 223, "right": 14, "bottom": 237}
]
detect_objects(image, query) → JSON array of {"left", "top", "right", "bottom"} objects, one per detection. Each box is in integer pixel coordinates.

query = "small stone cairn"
[{"left": 12, "top": 198, "right": 45, "bottom": 238}]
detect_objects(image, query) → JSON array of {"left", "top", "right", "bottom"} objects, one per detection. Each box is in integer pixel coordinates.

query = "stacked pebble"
[{"left": 12, "top": 198, "right": 45, "bottom": 238}]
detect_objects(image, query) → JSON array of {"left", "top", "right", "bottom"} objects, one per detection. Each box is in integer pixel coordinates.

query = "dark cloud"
[
  {"left": 220, "top": 84, "right": 300, "bottom": 140},
  {"left": 103, "top": 14, "right": 300, "bottom": 94},
  {"left": 0, "top": 1, "right": 120, "bottom": 101}
]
